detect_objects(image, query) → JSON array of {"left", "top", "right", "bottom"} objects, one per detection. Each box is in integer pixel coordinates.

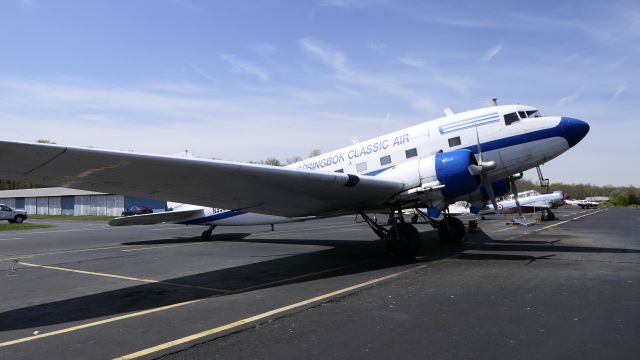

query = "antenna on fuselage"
[{"left": 491, "top": 98, "right": 498, "bottom": 106}]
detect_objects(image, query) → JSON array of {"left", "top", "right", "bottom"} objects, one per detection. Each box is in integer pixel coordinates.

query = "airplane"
[
  {"left": 483, "top": 189, "right": 565, "bottom": 221},
  {"left": 565, "top": 198, "right": 599, "bottom": 209},
  {"left": 0, "top": 104, "right": 590, "bottom": 258}
]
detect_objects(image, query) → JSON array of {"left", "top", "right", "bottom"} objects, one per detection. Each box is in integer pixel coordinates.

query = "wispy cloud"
[
  {"left": 612, "top": 83, "right": 626, "bottom": 100},
  {"left": 252, "top": 43, "right": 277, "bottom": 55},
  {"left": 556, "top": 87, "right": 584, "bottom": 107},
  {"left": 220, "top": 54, "right": 270, "bottom": 82},
  {"left": 186, "top": 62, "right": 219, "bottom": 83},
  {"left": 398, "top": 55, "right": 473, "bottom": 97},
  {"left": 300, "top": 38, "right": 437, "bottom": 111},
  {"left": 482, "top": 41, "right": 503, "bottom": 61},
  {"left": 319, "top": 0, "right": 380, "bottom": 9},
  {"left": 300, "top": 38, "right": 350, "bottom": 74},
  {"left": 368, "top": 42, "right": 386, "bottom": 54},
  {"left": 170, "top": 0, "right": 202, "bottom": 12},
  {"left": 398, "top": 55, "right": 426, "bottom": 69}
]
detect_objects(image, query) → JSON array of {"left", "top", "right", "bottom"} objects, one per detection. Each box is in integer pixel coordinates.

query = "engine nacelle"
[
  {"left": 434, "top": 150, "right": 481, "bottom": 199},
  {"left": 380, "top": 149, "right": 480, "bottom": 202}
]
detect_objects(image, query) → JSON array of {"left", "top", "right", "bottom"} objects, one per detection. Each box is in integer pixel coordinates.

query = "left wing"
[{"left": 0, "top": 141, "right": 405, "bottom": 217}]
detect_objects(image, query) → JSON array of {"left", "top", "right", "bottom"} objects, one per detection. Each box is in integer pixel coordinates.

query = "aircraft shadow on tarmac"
[{"left": 2, "top": 230, "right": 639, "bottom": 332}]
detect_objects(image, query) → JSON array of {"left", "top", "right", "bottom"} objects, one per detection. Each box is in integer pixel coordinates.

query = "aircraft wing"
[
  {"left": 0, "top": 141, "right": 405, "bottom": 217},
  {"left": 108, "top": 208, "right": 205, "bottom": 226}
]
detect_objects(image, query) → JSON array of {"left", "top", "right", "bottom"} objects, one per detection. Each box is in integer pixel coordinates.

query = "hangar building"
[{"left": 0, "top": 187, "right": 166, "bottom": 216}]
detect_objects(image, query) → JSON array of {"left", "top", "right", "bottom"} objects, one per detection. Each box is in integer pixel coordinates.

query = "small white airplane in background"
[
  {"left": 565, "top": 199, "right": 600, "bottom": 209},
  {"left": 483, "top": 190, "right": 564, "bottom": 221},
  {"left": 0, "top": 104, "right": 589, "bottom": 258}
]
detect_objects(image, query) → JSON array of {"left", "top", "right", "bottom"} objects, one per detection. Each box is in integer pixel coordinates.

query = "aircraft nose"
[{"left": 561, "top": 117, "right": 589, "bottom": 147}]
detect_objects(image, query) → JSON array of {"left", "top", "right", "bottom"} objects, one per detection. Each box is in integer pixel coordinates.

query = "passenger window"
[
  {"left": 380, "top": 155, "right": 391, "bottom": 166},
  {"left": 504, "top": 112, "right": 519, "bottom": 125},
  {"left": 405, "top": 148, "right": 418, "bottom": 159},
  {"left": 356, "top": 162, "right": 367, "bottom": 172},
  {"left": 448, "top": 136, "right": 461, "bottom": 147},
  {"left": 334, "top": 169, "right": 344, "bottom": 173}
]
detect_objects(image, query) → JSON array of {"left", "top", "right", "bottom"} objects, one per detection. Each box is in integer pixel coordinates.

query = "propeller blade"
[
  {"left": 509, "top": 176, "right": 522, "bottom": 216},
  {"left": 482, "top": 175, "right": 498, "bottom": 212}
]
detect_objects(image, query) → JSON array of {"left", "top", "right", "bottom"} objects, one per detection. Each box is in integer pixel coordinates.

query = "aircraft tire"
[
  {"left": 438, "top": 217, "right": 466, "bottom": 244},
  {"left": 386, "top": 223, "right": 420, "bottom": 259}
]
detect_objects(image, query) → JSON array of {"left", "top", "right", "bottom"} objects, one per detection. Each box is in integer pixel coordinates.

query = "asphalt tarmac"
[{"left": 0, "top": 208, "right": 638, "bottom": 359}]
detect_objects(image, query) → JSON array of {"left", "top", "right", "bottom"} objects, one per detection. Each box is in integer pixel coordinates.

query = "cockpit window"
[
  {"left": 504, "top": 112, "right": 520, "bottom": 125},
  {"left": 518, "top": 111, "right": 527, "bottom": 119},
  {"left": 526, "top": 110, "right": 542, "bottom": 118}
]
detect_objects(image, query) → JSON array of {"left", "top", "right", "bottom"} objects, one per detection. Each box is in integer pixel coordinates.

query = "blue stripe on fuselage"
[{"left": 462, "top": 121, "right": 565, "bottom": 154}]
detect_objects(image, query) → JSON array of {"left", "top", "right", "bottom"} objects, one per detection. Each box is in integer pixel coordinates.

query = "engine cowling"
[
  {"left": 433, "top": 150, "right": 481, "bottom": 199},
  {"left": 380, "top": 149, "right": 480, "bottom": 202}
]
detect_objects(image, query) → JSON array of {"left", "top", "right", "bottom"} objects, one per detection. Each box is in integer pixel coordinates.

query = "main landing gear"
[
  {"left": 359, "top": 210, "right": 420, "bottom": 259},
  {"left": 201, "top": 224, "right": 216, "bottom": 241},
  {"left": 437, "top": 216, "right": 466, "bottom": 244},
  {"left": 358, "top": 208, "right": 467, "bottom": 259}
]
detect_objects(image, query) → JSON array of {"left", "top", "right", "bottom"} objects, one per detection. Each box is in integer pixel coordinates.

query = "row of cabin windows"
[{"left": 335, "top": 148, "right": 419, "bottom": 174}]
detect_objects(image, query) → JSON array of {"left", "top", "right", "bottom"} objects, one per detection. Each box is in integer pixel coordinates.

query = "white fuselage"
[{"left": 170, "top": 104, "right": 579, "bottom": 226}]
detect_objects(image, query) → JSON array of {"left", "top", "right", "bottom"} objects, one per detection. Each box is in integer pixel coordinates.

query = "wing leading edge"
[{"left": 0, "top": 141, "right": 405, "bottom": 217}]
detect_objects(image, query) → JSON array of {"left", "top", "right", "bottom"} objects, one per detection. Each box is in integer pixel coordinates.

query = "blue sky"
[{"left": 0, "top": 0, "right": 638, "bottom": 186}]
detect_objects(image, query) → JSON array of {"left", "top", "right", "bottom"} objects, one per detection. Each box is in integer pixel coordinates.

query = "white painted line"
[
  {"left": 491, "top": 227, "right": 516, "bottom": 233},
  {"left": 506, "top": 209, "right": 605, "bottom": 241},
  {"left": 121, "top": 243, "right": 205, "bottom": 252},
  {"left": 0, "top": 237, "right": 24, "bottom": 241}
]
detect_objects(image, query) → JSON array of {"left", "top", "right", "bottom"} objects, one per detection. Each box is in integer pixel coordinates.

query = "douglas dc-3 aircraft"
[{"left": 0, "top": 104, "right": 589, "bottom": 258}]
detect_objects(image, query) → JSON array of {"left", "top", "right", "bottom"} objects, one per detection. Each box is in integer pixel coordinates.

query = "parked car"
[
  {"left": 0, "top": 204, "right": 28, "bottom": 224},
  {"left": 121, "top": 205, "right": 153, "bottom": 217}
]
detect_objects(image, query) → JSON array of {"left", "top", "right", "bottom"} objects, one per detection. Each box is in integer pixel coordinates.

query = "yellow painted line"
[
  {"left": 121, "top": 243, "right": 205, "bottom": 252},
  {"left": 0, "top": 299, "right": 203, "bottom": 348},
  {"left": 231, "top": 260, "right": 372, "bottom": 293},
  {"left": 19, "top": 262, "right": 227, "bottom": 293},
  {"left": 0, "top": 260, "right": 381, "bottom": 348},
  {"left": 506, "top": 209, "right": 605, "bottom": 241},
  {"left": 115, "top": 263, "right": 427, "bottom": 359}
]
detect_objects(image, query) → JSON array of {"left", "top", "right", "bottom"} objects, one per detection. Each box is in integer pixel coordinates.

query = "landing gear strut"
[
  {"left": 201, "top": 225, "right": 216, "bottom": 241},
  {"left": 414, "top": 208, "right": 466, "bottom": 245},
  {"left": 437, "top": 216, "right": 466, "bottom": 244},
  {"left": 541, "top": 209, "right": 556, "bottom": 221},
  {"left": 358, "top": 211, "right": 420, "bottom": 259}
]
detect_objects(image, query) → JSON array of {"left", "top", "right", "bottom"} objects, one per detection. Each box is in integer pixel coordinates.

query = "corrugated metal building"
[{"left": 0, "top": 188, "right": 166, "bottom": 216}]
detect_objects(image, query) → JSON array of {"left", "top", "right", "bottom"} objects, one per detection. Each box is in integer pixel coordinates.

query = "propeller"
[
  {"left": 468, "top": 125, "right": 499, "bottom": 212},
  {"left": 509, "top": 173, "right": 523, "bottom": 216}
]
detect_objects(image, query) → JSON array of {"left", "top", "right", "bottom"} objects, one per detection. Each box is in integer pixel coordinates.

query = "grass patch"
[
  {"left": 0, "top": 223, "right": 55, "bottom": 231},
  {"left": 28, "top": 215, "right": 116, "bottom": 221}
]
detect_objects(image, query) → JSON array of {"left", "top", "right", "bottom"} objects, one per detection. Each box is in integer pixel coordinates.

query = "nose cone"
[{"left": 561, "top": 117, "right": 589, "bottom": 147}]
